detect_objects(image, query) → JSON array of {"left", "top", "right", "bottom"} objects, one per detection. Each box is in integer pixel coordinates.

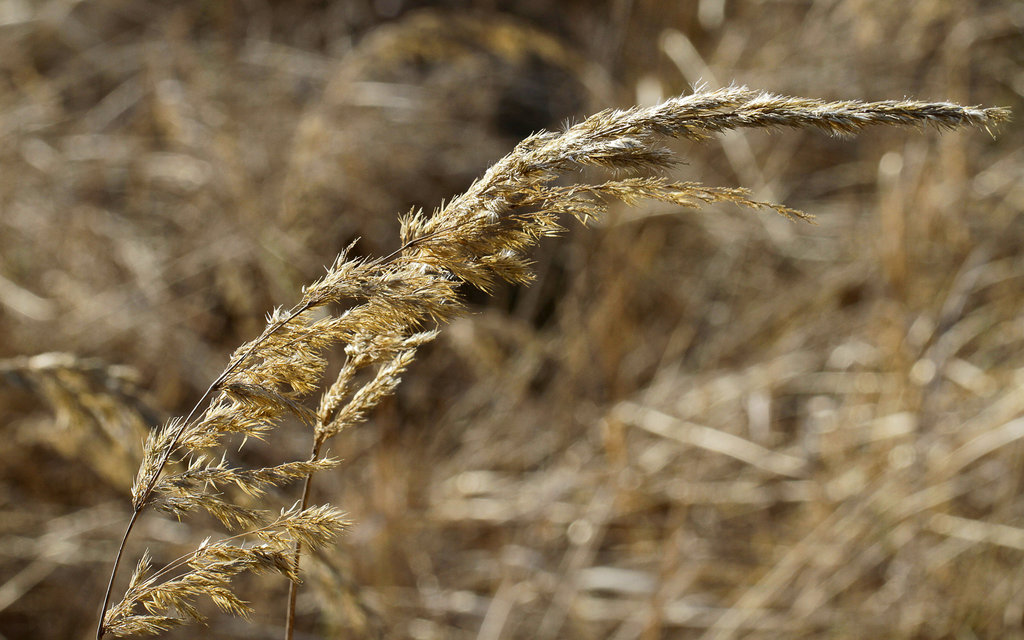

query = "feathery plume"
[{"left": 97, "top": 86, "right": 1008, "bottom": 638}]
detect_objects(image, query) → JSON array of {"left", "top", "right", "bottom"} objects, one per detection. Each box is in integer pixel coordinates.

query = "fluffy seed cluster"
[{"left": 97, "top": 86, "right": 1009, "bottom": 637}]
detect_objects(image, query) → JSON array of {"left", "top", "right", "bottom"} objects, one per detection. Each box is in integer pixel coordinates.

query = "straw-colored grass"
[
  {"left": 0, "top": 4, "right": 1020, "bottom": 640},
  {"left": 91, "top": 87, "right": 1005, "bottom": 637}
]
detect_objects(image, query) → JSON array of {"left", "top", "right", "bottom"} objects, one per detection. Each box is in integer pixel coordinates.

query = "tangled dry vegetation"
[{"left": 1, "top": 2, "right": 1022, "bottom": 639}]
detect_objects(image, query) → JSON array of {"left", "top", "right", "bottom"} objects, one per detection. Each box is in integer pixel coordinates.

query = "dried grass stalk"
[
  {"left": 0, "top": 353, "right": 151, "bottom": 486},
  {"left": 96, "top": 86, "right": 1008, "bottom": 638}
]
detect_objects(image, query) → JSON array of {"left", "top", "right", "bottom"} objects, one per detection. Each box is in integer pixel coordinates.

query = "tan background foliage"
[{"left": 0, "top": 1, "right": 1021, "bottom": 638}]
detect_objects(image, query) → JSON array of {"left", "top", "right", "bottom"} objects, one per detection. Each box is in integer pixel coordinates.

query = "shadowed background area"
[{"left": 0, "top": 1, "right": 1022, "bottom": 638}]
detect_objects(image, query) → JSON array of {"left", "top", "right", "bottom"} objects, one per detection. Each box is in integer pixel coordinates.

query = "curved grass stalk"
[{"left": 96, "top": 86, "right": 1008, "bottom": 639}]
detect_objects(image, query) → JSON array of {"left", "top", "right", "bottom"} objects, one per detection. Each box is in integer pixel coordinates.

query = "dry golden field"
[{"left": 1, "top": 1, "right": 1022, "bottom": 638}]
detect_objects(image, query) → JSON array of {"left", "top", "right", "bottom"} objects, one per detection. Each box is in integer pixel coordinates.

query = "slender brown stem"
[
  {"left": 285, "top": 439, "right": 324, "bottom": 640},
  {"left": 96, "top": 509, "right": 142, "bottom": 640}
]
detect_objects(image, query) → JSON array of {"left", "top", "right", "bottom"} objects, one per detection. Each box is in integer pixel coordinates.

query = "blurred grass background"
[{"left": 1, "top": 1, "right": 1022, "bottom": 638}]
